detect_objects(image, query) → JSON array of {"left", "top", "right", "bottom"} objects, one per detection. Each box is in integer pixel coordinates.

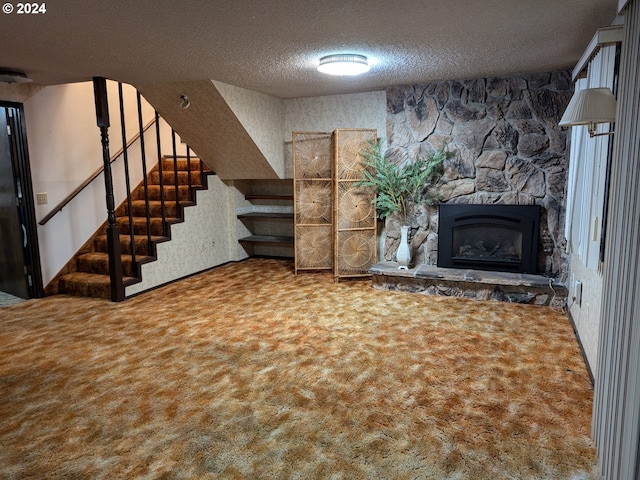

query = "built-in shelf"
[
  {"left": 237, "top": 212, "right": 294, "bottom": 220},
  {"left": 245, "top": 194, "right": 293, "bottom": 201},
  {"left": 238, "top": 235, "right": 294, "bottom": 246},
  {"left": 239, "top": 181, "right": 295, "bottom": 258}
]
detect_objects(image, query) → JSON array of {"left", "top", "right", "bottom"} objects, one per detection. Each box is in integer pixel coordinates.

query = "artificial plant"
[{"left": 358, "top": 139, "right": 447, "bottom": 222}]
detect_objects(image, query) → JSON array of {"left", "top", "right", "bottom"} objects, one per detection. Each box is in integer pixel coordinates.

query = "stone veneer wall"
[{"left": 384, "top": 71, "right": 573, "bottom": 280}]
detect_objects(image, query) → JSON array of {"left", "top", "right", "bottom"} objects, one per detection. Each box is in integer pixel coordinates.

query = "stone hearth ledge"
[{"left": 370, "top": 262, "right": 567, "bottom": 308}]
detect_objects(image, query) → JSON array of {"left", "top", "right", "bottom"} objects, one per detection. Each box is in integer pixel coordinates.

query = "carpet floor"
[{"left": 0, "top": 258, "right": 599, "bottom": 479}]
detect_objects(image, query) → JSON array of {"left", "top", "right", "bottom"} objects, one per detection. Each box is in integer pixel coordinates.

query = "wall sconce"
[
  {"left": 179, "top": 94, "right": 190, "bottom": 109},
  {"left": 317, "top": 54, "right": 370, "bottom": 76},
  {"left": 559, "top": 87, "right": 616, "bottom": 137}
]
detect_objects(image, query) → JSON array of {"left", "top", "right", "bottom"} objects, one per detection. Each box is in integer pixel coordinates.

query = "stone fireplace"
[
  {"left": 437, "top": 204, "right": 540, "bottom": 274},
  {"left": 371, "top": 71, "right": 572, "bottom": 306},
  {"left": 382, "top": 70, "right": 573, "bottom": 282}
]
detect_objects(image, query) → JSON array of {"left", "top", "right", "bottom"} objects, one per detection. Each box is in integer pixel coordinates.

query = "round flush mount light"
[{"left": 317, "top": 54, "right": 370, "bottom": 76}]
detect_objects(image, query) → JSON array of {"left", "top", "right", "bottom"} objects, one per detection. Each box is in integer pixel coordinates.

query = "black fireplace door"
[{"left": 437, "top": 204, "right": 540, "bottom": 274}]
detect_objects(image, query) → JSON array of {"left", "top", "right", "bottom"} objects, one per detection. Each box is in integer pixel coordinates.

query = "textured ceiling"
[{"left": 0, "top": 0, "right": 617, "bottom": 98}]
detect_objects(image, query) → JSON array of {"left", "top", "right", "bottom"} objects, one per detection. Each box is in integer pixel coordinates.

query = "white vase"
[{"left": 396, "top": 225, "right": 411, "bottom": 269}]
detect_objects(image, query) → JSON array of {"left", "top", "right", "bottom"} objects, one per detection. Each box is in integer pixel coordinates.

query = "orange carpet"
[{"left": 0, "top": 258, "right": 599, "bottom": 479}]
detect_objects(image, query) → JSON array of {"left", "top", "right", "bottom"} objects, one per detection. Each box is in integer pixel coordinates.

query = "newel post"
[{"left": 93, "top": 77, "right": 125, "bottom": 302}]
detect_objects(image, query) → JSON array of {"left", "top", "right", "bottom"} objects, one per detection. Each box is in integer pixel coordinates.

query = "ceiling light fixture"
[
  {"left": 317, "top": 54, "right": 370, "bottom": 76},
  {"left": 559, "top": 87, "right": 616, "bottom": 137},
  {"left": 0, "top": 69, "right": 32, "bottom": 84}
]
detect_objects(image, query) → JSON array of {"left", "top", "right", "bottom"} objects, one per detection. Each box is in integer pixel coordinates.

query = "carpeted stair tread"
[
  {"left": 116, "top": 217, "right": 179, "bottom": 236},
  {"left": 132, "top": 184, "right": 193, "bottom": 201},
  {"left": 60, "top": 158, "right": 211, "bottom": 300},
  {"left": 77, "top": 252, "right": 154, "bottom": 277},
  {"left": 124, "top": 199, "right": 194, "bottom": 218},
  {"left": 58, "top": 272, "right": 139, "bottom": 299},
  {"left": 94, "top": 234, "right": 169, "bottom": 255},
  {"left": 149, "top": 170, "right": 204, "bottom": 186},
  {"left": 161, "top": 157, "right": 207, "bottom": 171}
]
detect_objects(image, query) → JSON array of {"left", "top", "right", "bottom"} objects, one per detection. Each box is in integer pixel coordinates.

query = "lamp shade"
[
  {"left": 317, "top": 54, "right": 370, "bottom": 76},
  {"left": 559, "top": 87, "right": 617, "bottom": 127}
]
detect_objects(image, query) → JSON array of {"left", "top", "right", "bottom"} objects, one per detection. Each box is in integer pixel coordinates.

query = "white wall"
[
  {"left": 25, "top": 82, "right": 109, "bottom": 284},
  {"left": 565, "top": 42, "right": 618, "bottom": 373}
]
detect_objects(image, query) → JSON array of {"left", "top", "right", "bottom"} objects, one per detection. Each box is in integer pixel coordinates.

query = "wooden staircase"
[{"left": 57, "top": 156, "right": 212, "bottom": 299}]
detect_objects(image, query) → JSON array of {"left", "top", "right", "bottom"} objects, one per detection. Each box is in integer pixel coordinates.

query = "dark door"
[{"left": 0, "top": 104, "right": 43, "bottom": 298}]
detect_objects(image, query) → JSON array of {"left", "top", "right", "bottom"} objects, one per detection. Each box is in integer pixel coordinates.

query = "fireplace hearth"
[{"left": 437, "top": 204, "right": 540, "bottom": 274}]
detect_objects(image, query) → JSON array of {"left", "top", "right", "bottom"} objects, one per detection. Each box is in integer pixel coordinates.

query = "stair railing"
[
  {"left": 154, "top": 112, "right": 167, "bottom": 239},
  {"left": 38, "top": 116, "right": 157, "bottom": 227},
  {"left": 100, "top": 80, "right": 202, "bottom": 301},
  {"left": 45, "top": 77, "right": 202, "bottom": 301}
]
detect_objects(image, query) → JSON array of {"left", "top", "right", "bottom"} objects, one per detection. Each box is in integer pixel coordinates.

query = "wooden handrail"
[{"left": 38, "top": 117, "right": 157, "bottom": 226}]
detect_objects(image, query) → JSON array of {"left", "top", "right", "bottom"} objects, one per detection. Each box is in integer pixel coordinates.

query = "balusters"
[
  {"left": 171, "top": 129, "right": 180, "bottom": 217},
  {"left": 155, "top": 111, "right": 167, "bottom": 234},
  {"left": 136, "top": 91, "right": 152, "bottom": 249},
  {"left": 92, "top": 79, "right": 203, "bottom": 301},
  {"left": 187, "top": 146, "right": 192, "bottom": 190},
  {"left": 118, "top": 82, "right": 137, "bottom": 275}
]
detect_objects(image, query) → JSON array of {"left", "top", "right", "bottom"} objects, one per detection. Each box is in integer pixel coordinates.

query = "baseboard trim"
[{"left": 566, "top": 309, "right": 595, "bottom": 387}]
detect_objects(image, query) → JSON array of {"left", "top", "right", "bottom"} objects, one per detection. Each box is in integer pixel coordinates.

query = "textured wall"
[
  {"left": 0, "top": 83, "right": 44, "bottom": 103},
  {"left": 125, "top": 175, "right": 237, "bottom": 296},
  {"left": 213, "top": 81, "right": 286, "bottom": 178},
  {"left": 138, "top": 80, "right": 279, "bottom": 180},
  {"left": 385, "top": 71, "right": 572, "bottom": 279},
  {"left": 284, "top": 91, "right": 387, "bottom": 178}
]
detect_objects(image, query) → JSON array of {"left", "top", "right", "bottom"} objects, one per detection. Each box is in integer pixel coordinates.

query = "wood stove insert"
[{"left": 437, "top": 204, "right": 540, "bottom": 274}]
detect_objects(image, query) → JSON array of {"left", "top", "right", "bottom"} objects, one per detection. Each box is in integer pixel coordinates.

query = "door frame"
[{"left": 1, "top": 101, "right": 44, "bottom": 298}]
